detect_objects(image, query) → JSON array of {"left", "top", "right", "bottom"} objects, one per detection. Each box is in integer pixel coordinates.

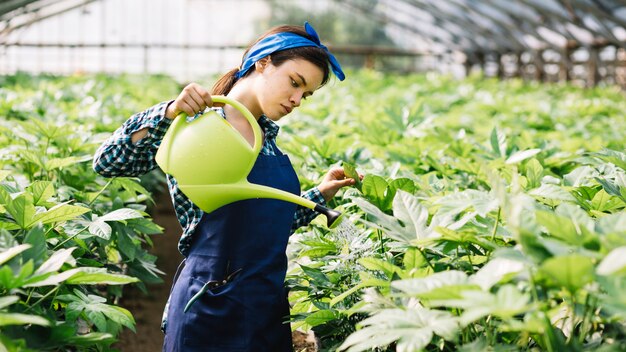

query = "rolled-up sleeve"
[{"left": 93, "top": 101, "right": 173, "bottom": 177}]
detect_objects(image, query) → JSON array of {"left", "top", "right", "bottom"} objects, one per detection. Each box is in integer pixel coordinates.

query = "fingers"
[
  {"left": 333, "top": 178, "right": 355, "bottom": 187},
  {"left": 187, "top": 84, "right": 213, "bottom": 112},
  {"left": 170, "top": 83, "right": 213, "bottom": 117}
]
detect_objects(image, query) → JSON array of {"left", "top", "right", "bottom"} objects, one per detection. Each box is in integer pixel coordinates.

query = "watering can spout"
[
  {"left": 180, "top": 183, "right": 343, "bottom": 228},
  {"left": 155, "top": 95, "right": 343, "bottom": 229}
]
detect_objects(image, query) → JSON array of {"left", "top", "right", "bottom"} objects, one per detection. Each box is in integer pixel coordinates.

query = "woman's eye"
[{"left": 291, "top": 79, "right": 298, "bottom": 88}]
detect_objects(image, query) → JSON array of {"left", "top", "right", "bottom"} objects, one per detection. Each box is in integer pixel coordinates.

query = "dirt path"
[
  {"left": 114, "top": 193, "right": 318, "bottom": 351},
  {"left": 115, "top": 192, "right": 183, "bottom": 351}
]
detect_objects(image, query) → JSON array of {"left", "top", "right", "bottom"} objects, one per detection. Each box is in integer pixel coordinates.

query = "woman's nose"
[{"left": 290, "top": 93, "right": 303, "bottom": 107}]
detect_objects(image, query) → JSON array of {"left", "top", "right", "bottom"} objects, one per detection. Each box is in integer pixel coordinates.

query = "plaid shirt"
[{"left": 93, "top": 101, "right": 326, "bottom": 256}]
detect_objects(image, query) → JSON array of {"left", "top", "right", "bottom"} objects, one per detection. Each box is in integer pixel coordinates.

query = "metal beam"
[
  {"left": 334, "top": 0, "right": 465, "bottom": 53},
  {"left": 1, "top": 0, "right": 99, "bottom": 37},
  {"left": 0, "top": 0, "right": 44, "bottom": 17},
  {"left": 404, "top": 0, "right": 511, "bottom": 52}
]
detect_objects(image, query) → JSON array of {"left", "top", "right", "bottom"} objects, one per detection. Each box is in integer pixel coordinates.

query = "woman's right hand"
[{"left": 165, "top": 83, "right": 214, "bottom": 119}]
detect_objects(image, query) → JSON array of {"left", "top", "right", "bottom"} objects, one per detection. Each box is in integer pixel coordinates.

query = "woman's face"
[{"left": 254, "top": 58, "right": 325, "bottom": 121}]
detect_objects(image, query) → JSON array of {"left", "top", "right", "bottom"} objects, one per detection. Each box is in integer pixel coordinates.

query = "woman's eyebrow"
[{"left": 296, "top": 72, "right": 307, "bottom": 87}]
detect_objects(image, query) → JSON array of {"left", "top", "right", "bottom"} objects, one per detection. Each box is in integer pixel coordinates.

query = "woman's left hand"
[{"left": 317, "top": 166, "right": 363, "bottom": 202}]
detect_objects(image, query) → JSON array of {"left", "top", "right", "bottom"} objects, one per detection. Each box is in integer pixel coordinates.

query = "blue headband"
[{"left": 235, "top": 22, "right": 345, "bottom": 81}]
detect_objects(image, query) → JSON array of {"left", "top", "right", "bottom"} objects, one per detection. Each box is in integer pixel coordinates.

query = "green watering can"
[{"left": 155, "top": 96, "right": 342, "bottom": 228}]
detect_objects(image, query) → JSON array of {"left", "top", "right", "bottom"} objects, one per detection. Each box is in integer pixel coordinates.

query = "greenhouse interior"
[{"left": 1, "top": 0, "right": 625, "bottom": 351}]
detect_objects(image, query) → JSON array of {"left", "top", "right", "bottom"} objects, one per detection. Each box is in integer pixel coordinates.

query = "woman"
[{"left": 93, "top": 22, "right": 356, "bottom": 351}]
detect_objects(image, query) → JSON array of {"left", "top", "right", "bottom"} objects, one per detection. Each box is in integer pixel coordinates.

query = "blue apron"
[{"left": 163, "top": 141, "right": 300, "bottom": 352}]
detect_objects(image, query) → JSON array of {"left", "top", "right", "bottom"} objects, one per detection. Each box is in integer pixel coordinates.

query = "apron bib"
[{"left": 163, "top": 143, "right": 300, "bottom": 352}]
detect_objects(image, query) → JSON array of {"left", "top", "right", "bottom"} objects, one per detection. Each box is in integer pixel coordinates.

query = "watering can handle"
[{"left": 209, "top": 95, "right": 262, "bottom": 156}]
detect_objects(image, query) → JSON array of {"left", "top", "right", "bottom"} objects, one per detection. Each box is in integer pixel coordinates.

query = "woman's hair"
[{"left": 211, "top": 25, "right": 331, "bottom": 95}]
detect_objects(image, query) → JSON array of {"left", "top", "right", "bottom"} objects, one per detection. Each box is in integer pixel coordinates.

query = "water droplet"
[{"left": 332, "top": 217, "right": 359, "bottom": 243}]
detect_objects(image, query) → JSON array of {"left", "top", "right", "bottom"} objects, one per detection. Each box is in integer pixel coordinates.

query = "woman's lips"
[{"left": 282, "top": 105, "right": 292, "bottom": 114}]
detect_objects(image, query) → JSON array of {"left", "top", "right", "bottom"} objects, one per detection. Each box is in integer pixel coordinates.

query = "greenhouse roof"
[
  {"left": 336, "top": 0, "right": 626, "bottom": 53},
  {"left": 2, "top": 0, "right": 626, "bottom": 54}
]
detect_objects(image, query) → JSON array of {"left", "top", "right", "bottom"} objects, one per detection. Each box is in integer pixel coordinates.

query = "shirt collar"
[
  {"left": 257, "top": 114, "right": 280, "bottom": 140},
  {"left": 214, "top": 108, "right": 280, "bottom": 140}
]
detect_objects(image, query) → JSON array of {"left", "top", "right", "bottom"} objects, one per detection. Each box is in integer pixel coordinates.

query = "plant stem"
[
  {"left": 24, "top": 288, "right": 34, "bottom": 305},
  {"left": 53, "top": 226, "right": 89, "bottom": 250},
  {"left": 377, "top": 229, "right": 384, "bottom": 255},
  {"left": 89, "top": 178, "right": 114, "bottom": 206},
  {"left": 567, "top": 294, "right": 576, "bottom": 345},
  {"left": 24, "top": 286, "right": 59, "bottom": 313},
  {"left": 466, "top": 246, "right": 476, "bottom": 274},
  {"left": 578, "top": 293, "right": 591, "bottom": 344},
  {"left": 491, "top": 207, "right": 501, "bottom": 242},
  {"left": 417, "top": 246, "right": 435, "bottom": 271}
]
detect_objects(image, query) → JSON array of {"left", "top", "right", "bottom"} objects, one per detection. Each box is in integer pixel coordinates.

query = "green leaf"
[
  {"left": 27, "top": 181, "right": 54, "bottom": 206},
  {"left": 564, "top": 166, "right": 596, "bottom": 187},
  {"left": 18, "top": 150, "right": 45, "bottom": 169},
  {"left": 305, "top": 310, "right": 336, "bottom": 326},
  {"left": 525, "top": 158, "right": 543, "bottom": 189},
  {"left": 6, "top": 194, "right": 36, "bottom": 229},
  {"left": 342, "top": 161, "right": 362, "bottom": 192},
  {"left": 89, "top": 219, "right": 112, "bottom": 240},
  {"left": 126, "top": 218, "right": 163, "bottom": 235},
  {"left": 597, "top": 247, "right": 626, "bottom": 276},
  {"left": 0, "top": 244, "right": 31, "bottom": 265},
  {"left": 0, "top": 259, "right": 34, "bottom": 289},
  {"left": 0, "top": 170, "right": 10, "bottom": 182},
  {"left": 505, "top": 149, "right": 541, "bottom": 164},
  {"left": 352, "top": 198, "right": 411, "bottom": 242},
  {"left": 45, "top": 155, "right": 91, "bottom": 170},
  {"left": 432, "top": 285, "right": 530, "bottom": 326},
  {"left": 389, "top": 178, "right": 416, "bottom": 195},
  {"left": 490, "top": 127, "right": 507, "bottom": 157},
  {"left": 116, "top": 228, "right": 138, "bottom": 261},
  {"left": 31, "top": 204, "right": 90, "bottom": 227},
  {"left": 59, "top": 288, "right": 135, "bottom": 332},
  {"left": 66, "top": 268, "right": 139, "bottom": 285},
  {"left": 595, "top": 177, "right": 625, "bottom": 202},
  {"left": 358, "top": 257, "right": 400, "bottom": 279},
  {"left": 529, "top": 184, "right": 576, "bottom": 203},
  {"left": 590, "top": 189, "right": 623, "bottom": 212},
  {"left": 98, "top": 208, "right": 143, "bottom": 222},
  {"left": 540, "top": 254, "right": 594, "bottom": 292},
  {"left": 590, "top": 149, "right": 626, "bottom": 170},
  {"left": 338, "top": 307, "right": 458, "bottom": 352},
  {"left": 0, "top": 187, "right": 10, "bottom": 206},
  {"left": 23, "top": 268, "right": 81, "bottom": 287},
  {"left": 403, "top": 247, "right": 427, "bottom": 271},
  {"left": 299, "top": 265, "right": 330, "bottom": 285},
  {"left": 329, "top": 278, "right": 388, "bottom": 307},
  {"left": 535, "top": 204, "right": 595, "bottom": 245},
  {"left": 596, "top": 212, "right": 626, "bottom": 236},
  {"left": 436, "top": 189, "right": 498, "bottom": 218},
  {"left": 392, "top": 191, "right": 429, "bottom": 240},
  {"left": 0, "top": 296, "right": 19, "bottom": 309},
  {"left": 0, "top": 222, "right": 19, "bottom": 230},
  {"left": 392, "top": 271, "right": 469, "bottom": 295},
  {"left": 470, "top": 257, "right": 525, "bottom": 290},
  {"left": 111, "top": 178, "right": 151, "bottom": 198},
  {"left": 64, "top": 332, "right": 115, "bottom": 346},
  {"left": 22, "top": 225, "right": 47, "bottom": 265},
  {"left": 34, "top": 247, "right": 76, "bottom": 275},
  {"left": 0, "top": 313, "right": 49, "bottom": 327},
  {"left": 361, "top": 175, "right": 389, "bottom": 210}
]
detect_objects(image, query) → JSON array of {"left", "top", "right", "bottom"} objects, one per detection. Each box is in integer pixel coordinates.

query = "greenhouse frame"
[{"left": 1, "top": 1, "right": 625, "bottom": 352}]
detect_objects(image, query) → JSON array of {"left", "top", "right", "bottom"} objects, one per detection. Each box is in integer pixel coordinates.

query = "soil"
[{"left": 114, "top": 193, "right": 318, "bottom": 352}]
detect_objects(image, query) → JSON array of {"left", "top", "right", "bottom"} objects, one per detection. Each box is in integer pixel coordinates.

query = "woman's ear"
[{"left": 255, "top": 56, "right": 271, "bottom": 73}]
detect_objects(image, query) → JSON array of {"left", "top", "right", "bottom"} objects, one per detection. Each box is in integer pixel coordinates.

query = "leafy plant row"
[
  {"left": 282, "top": 72, "right": 626, "bottom": 351},
  {"left": 0, "top": 73, "right": 179, "bottom": 351}
]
